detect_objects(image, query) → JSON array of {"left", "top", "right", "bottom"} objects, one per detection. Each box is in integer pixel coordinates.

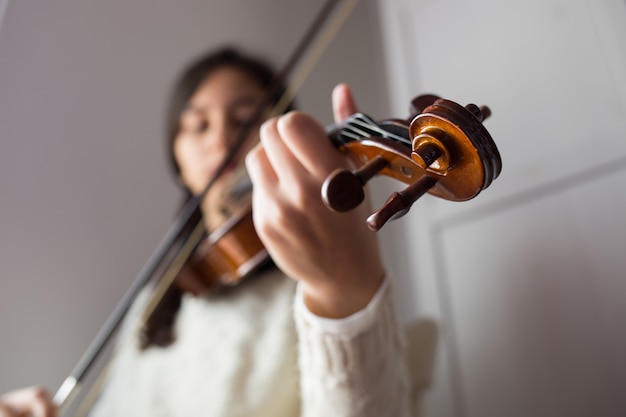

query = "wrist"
[{"left": 301, "top": 271, "right": 385, "bottom": 319}]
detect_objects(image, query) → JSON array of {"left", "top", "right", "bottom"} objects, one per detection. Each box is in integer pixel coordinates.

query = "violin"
[
  {"left": 52, "top": 1, "right": 502, "bottom": 411},
  {"left": 53, "top": 92, "right": 501, "bottom": 413},
  {"left": 185, "top": 93, "right": 501, "bottom": 292}
]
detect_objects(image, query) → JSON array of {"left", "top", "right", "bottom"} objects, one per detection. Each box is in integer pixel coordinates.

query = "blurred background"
[{"left": 1, "top": 0, "right": 625, "bottom": 416}]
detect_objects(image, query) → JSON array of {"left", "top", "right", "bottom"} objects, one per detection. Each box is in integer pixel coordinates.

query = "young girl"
[{"left": 3, "top": 48, "right": 412, "bottom": 417}]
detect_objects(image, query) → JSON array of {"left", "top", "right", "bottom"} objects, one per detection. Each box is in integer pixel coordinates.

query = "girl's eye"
[
  {"left": 231, "top": 101, "right": 261, "bottom": 126},
  {"left": 180, "top": 111, "right": 209, "bottom": 136},
  {"left": 194, "top": 119, "right": 209, "bottom": 134}
]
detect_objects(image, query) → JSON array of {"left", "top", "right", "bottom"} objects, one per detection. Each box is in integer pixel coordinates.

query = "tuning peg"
[
  {"left": 366, "top": 176, "right": 437, "bottom": 231},
  {"left": 322, "top": 156, "right": 389, "bottom": 212},
  {"left": 465, "top": 103, "right": 491, "bottom": 122},
  {"left": 410, "top": 94, "right": 441, "bottom": 115}
]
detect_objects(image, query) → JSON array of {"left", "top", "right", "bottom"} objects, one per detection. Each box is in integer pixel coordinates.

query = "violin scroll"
[{"left": 322, "top": 94, "right": 502, "bottom": 231}]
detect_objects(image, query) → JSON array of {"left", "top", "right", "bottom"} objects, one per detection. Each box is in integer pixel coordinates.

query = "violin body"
[{"left": 189, "top": 207, "right": 269, "bottom": 289}]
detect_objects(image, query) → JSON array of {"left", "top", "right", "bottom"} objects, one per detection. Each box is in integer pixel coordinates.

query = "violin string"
[
  {"left": 349, "top": 117, "right": 411, "bottom": 145},
  {"left": 330, "top": 114, "right": 412, "bottom": 146}
]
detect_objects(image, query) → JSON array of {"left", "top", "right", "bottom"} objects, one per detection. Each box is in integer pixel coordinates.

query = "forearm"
[{"left": 294, "top": 278, "right": 412, "bottom": 417}]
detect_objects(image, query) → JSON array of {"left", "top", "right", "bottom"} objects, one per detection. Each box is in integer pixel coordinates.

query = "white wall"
[
  {"left": 0, "top": 0, "right": 394, "bottom": 394},
  {"left": 377, "top": 0, "right": 626, "bottom": 416}
]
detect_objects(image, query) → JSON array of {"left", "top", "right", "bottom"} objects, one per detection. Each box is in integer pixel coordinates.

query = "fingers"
[
  {"left": 244, "top": 142, "right": 292, "bottom": 246},
  {"left": 243, "top": 86, "right": 385, "bottom": 314},
  {"left": 257, "top": 115, "right": 305, "bottom": 182},
  {"left": 247, "top": 84, "right": 360, "bottom": 184},
  {"left": 0, "top": 386, "right": 56, "bottom": 417},
  {"left": 245, "top": 142, "right": 277, "bottom": 193},
  {"left": 259, "top": 112, "right": 348, "bottom": 182},
  {"left": 332, "top": 83, "right": 359, "bottom": 123}
]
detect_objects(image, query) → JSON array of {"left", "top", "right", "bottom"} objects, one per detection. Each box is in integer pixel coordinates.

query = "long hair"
[
  {"left": 141, "top": 47, "right": 291, "bottom": 350},
  {"left": 165, "top": 46, "right": 293, "bottom": 178}
]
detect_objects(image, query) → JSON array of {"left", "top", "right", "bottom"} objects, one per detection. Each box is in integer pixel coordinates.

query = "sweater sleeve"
[{"left": 293, "top": 278, "right": 412, "bottom": 417}]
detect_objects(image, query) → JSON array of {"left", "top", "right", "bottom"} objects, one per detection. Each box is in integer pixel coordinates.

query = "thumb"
[{"left": 332, "top": 83, "right": 359, "bottom": 123}]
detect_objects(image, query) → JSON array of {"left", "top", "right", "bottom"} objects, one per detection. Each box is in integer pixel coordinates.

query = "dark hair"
[
  {"left": 165, "top": 46, "right": 292, "bottom": 178},
  {"left": 142, "top": 47, "right": 289, "bottom": 350}
]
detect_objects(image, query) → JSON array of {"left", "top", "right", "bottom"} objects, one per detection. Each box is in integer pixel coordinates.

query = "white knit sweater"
[{"left": 89, "top": 268, "right": 411, "bottom": 417}]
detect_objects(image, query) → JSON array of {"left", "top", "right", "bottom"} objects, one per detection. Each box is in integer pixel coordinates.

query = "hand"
[
  {"left": 245, "top": 84, "right": 385, "bottom": 318},
  {"left": 0, "top": 386, "right": 56, "bottom": 417}
]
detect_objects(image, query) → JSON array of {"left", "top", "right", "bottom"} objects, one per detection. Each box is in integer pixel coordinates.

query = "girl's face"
[{"left": 173, "top": 66, "right": 266, "bottom": 195}]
